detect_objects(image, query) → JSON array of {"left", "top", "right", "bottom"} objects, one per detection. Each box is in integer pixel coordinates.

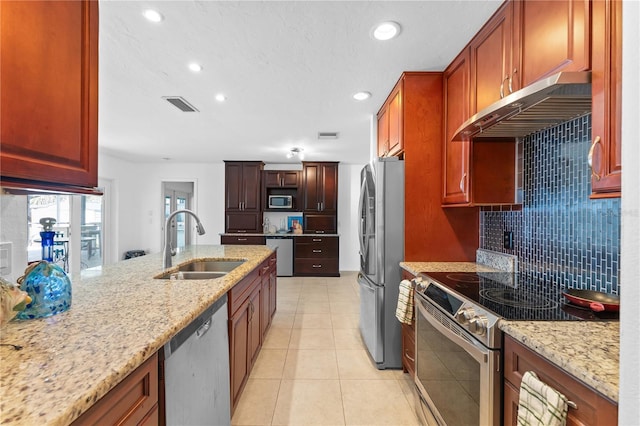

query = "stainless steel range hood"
[{"left": 453, "top": 71, "right": 591, "bottom": 141}]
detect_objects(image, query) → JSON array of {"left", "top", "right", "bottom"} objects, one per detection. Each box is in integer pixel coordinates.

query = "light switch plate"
[{"left": 0, "top": 242, "right": 12, "bottom": 276}]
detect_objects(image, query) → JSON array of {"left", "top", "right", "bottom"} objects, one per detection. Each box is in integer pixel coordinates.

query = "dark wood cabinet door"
[
  {"left": 1, "top": 0, "right": 98, "bottom": 190},
  {"left": 470, "top": 1, "right": 518, "bottom": 112},
  {"left": 319, "top": 163, "right": 338, "bottom": 214},
  {"left": 590, "top": 0, "right": 621, "bottom": 197},
  {"left": 377, "top": 106, "right": 390, "bottom": 157},
  {"left": 302, "top": 162, "right": 338, "bottom": 215},
  {"left": 226, "top": 212, "right": 262, "bottom": 233},
  {"left": 247, "top": 286, "right": 262, "bottom": 369},
  {"left": 519, "top": 0, "right": 590, "bottom": 87},
  {"left": 260, "top": 262, "right": 271, "bottom": 337},
  {"left": 269, "top": 265, "right": 277, "bottom": 318},
  {"left": 387, "top": 86, "right": 403, "bottom": 157},
  {"left": 302, "top": 162, "right": 322, "bottom": 211},
  {"left": 229, "top": 299, "right": 250, "bottom": 410},
  {"left": 442, "top": 51, "right": 471, "bottom": 205},
  {"left": 242, "top": 162, "right": 263, "bottom": 211},
  {"left": 264, "top": 170, "right": 299, "bottom": 188},
  {"left": 225, "top": 163, "right": 244, "bottom": 211}
]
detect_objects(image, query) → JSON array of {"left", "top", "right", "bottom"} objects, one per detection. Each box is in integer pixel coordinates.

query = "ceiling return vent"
[
  {"left": 162, "top": 96, "right": 199, "bottom": 112},
  {"left": 318, "top": 132, "right": 339, "bottom": 140}
]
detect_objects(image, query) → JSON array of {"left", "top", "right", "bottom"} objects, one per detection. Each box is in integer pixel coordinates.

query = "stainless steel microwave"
[{"left": 268, "top": 195, "right": 293, "bottom": 208}]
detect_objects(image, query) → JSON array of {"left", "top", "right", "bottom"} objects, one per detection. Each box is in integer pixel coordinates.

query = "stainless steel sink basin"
[{"left": 155, "top": 260, "right": 245, "bottom": 280}]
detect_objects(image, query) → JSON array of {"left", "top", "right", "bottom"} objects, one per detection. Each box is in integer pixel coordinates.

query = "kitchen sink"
[{"left": 155, "top": 260, "right": 245, "bottom": 280}]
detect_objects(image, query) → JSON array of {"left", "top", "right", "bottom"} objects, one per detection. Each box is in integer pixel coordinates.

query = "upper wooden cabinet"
[
  {"left": 590, "top": 0, "right": 622, "bottom": 197},
  {"left": 302, "top": 162, "right": 338, "bottom": 214},
  {"left": 519, "top": 0, "right": 590, "bottom": 87},
  {"left": 443, "top": 51, "right": 472, "bottom": 205},
  {"left": 263, "top": 170, "right": 299, "bottom": 188},
  {"left": 470, "top": 1, "right": 520, "bottom": 113},
  {"left": 377, "top": 84, "right": 403, "bottom": 158},
  {"left": 0, "top": 0, "right": 99, "bottom": 192},
  {"left": 225, "top": 161, "right": 264, "bottom": 233}
]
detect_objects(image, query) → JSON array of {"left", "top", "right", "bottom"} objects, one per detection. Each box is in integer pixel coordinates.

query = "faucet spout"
[{"left": 163, "top": 209, "right": 206, "bottom": 269}]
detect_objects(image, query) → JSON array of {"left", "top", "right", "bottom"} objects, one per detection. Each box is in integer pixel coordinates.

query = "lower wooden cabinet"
[
  {"left": 503, "top": 335, "right": 618, "bottom": 426},
  {"left": 294, "top": 236, "right": 339, "bottom": 276},
  {"left": 228, "top": 254, "right": 277, "bottom": 414},
  {"left": 72, "top": 353, "right": 159, "bottom": 425},
  {"left": 400, "top": 269, "right": 416, "bottom": 376},
  {"left": 221, "top": 235, "right": 266, "bottom": 245}
]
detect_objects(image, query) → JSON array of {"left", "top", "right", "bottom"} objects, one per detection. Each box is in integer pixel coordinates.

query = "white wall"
[
  {"left": 338, "top": 164, "right": 365, "bottom": 271},
  {"left": 619, "top": 1, "right": 639, "bottom": 422},
  {"left": 0, "top": 195, "right": 28, "bottom": 283}
]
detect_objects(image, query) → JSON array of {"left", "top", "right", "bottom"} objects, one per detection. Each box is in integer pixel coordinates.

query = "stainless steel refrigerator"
[{"left": 357, "top": 157, "right": 404, "bottom": 369}]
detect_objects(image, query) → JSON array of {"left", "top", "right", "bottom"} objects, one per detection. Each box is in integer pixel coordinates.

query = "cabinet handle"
[
  {"left": 237, "top": 238, "right": 248, "bottom": 241},
  {"left": 404, "top": 350, "right": 415, "bottom": 363},
  {"left": 316, "top": 231, "right": 325, "bottom": 234},
  {"left": 321, "top": 202, "right": 324, "bottom": 211},
  {"left": 459, "top": 173, "right": 466, "bottom": 193},
  {"left": 312, "top": 238, "right": 322, "bottom": 242},
  {"left": 567, "top": 401, "right": 577, "bottom": 410},
  {"left": 508, "top": 68, "right": 517, "bottom": 94},
  {"left": 313, "top": 249, "right": 322, "bottom": 253},
  {"left": 500, "top": 75, "right": 509, "bottom": 98},
  {"left": 312, "top": 264, "right": 322, "bottom": 268},
  {"left": 262, "top": 266, "right": 269, "bottom": 272},
  {"left": 588, "top": 136, "right": 602, "bottom": 181}
]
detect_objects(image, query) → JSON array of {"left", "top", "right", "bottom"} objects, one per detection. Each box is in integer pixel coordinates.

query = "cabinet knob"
[{"left": 588, "top": 136, "right": 602, "bottom": 181}]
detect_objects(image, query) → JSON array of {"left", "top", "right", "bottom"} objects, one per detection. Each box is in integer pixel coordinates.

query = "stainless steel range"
[{"left": 412, "top": 271, "right": 616, "bottom": 426}]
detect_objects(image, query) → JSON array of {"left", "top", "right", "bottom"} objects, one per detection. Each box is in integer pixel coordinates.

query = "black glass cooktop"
[{"left": 421, "top": 271, "right": 618, "bottom": 321}]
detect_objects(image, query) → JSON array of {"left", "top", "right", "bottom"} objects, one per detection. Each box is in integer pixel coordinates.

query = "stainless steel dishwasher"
[
  {"left": 266, "top": 236, "right": 293, "bottom": 276},
  {"left": 162, "top": 294, "right": 230, "bottom": 425}
]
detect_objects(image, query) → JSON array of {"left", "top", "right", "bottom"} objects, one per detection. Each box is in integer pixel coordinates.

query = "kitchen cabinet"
[
  {"left": 262, "top": 170, "right": 301, "bottom": 211},
  {"left": 294, "top": 236, "right": 339, "bottom": 277},
  {"left": 301, "top": 162, "right": 338, "bottom": 233},
  {"left": 263, "top": 170, "right": 299, "bottom": 188},
  {"left": 377, "top": 84, "right": 403, "bottom": 158},
  {"left": 225, "top": 161, "right": 264, "bottom": 233},
  {"left": 400, "top": 269, "right": 415, "bottom": 377},
  {"left": 589, "top": 0, "right": 621, "bottom": 197},
  {"left": 0, "top": 0, "right": 99, "bottom": 193},
  {"left": 503, "top": 335, "right": 617, "bottom": 426},
  {"left": 227, "top": 255, "right": 277, "bottom": 413},
  {"left": 72, "top": 352, "right": 158, "bottom": 425},
  {"left": 519, "top": 0, "right": 590, "bottom": 88},
  {"left": 442, "top": 50, "right": 472, "bottom": 205},
  {"left": 470, "top": 1, "right": 520, "bottom": 113},
  {"left": 221, "top": 235, "right": 266, "bottom": 245}
]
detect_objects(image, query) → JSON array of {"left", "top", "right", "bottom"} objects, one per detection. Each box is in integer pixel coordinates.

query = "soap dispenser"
[{"left": 263, "top": 217, "right": 270, "bottom": 234}]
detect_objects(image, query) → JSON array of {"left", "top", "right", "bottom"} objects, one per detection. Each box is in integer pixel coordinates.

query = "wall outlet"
[
  {"left": 503, "top": 231, "right": 514, "bottom": 250},
  {"left": 0, "top": 242, "right": 12, "bottom": 276}
]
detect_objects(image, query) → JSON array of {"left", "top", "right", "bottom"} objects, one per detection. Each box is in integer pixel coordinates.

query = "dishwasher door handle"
[{"left": 196, "top": 318, "right": 212, "bottom": 338}]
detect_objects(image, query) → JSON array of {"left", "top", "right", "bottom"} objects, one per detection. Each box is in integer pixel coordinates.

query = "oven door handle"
[{"left": 416, "top": 298, "right": 489, "bottom": 365}]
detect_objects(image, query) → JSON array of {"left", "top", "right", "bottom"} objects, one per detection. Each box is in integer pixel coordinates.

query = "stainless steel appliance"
[
  {"left": 266, "top": 236, "right": 293, "bottom": 276},
  {"left": 268, "top": 195, "right": 293, "bottom": 209},
  {"left": 162, "top": 295, "right": 231, "bottom": 425},
  {"left": 357, "top": 158, "right": 404, "bottom": 369},
  {"left": 412, "top": 271, "right": 617, "bottom": 426}
]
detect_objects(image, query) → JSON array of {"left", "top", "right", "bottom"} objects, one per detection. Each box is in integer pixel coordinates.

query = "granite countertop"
[
  {"left": 400, "top": 261, "right": 619, "bottom": 403},
  {"left": 0, "top": 245, "right": 273, "bottom": 426},
  {"left": 221, "top": 232, "right": 340, "bottom": 237}
]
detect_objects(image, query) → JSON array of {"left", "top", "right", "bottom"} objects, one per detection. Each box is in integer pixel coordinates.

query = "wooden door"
[
  {"left": 519, "top": 0, "right": 590, "bottom": 87},
  {"left": 319, "top": 163, "right": 338, "bottom": 213},
  {"left": 269, "top": 264, "right": 277, "bottom": 318},
  {"left": 280, "top": 171, "right": 299, "bottom": 187},
  {"left": 247, "top": 286, "right": 262, "bottom": 369},
  {"left": 1, "top": 0, "right": 98, "bottom": 190},
  {"left": 225, "top": 163, "right": 243, "bottom": 211},
  {"left": 442, "top": 51, "right": 471, "bottom": 205},
  {"left": 263, "top": 171, "right": 282, "bottom": 188},
  {"left": 387, "top": 85, "right": 403, "bottom": 156},
  {"left": 241, "top": 162, "right": 262, "bottom": 211},
  {"left": 590, "top": 0, "right": 621, "bottom": 197},
  {"left": 229, "top": 299, "right": 250, "bottom": 409},
  {"left": 302, "top": 162, "right": 321, "bottom": 211},
  {"left": 377, "top": 106, "right": 390, "bottom": 157},
  {"left": 260, "top": 263, "right": 271, "bottom": 337},
  {"left": 470, "top": 1, "right": 519, "bottom": 112}
]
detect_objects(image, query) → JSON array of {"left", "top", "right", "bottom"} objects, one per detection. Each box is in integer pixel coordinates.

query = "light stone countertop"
[
  {"left": 0, "top": 245, "right": 273, "bottom": 426},
  {"left": 400, "top": 261, "right": 619, "bottom": 403},
  {"left": 220, "top": 232, "right": 340, "bottom": 237}
]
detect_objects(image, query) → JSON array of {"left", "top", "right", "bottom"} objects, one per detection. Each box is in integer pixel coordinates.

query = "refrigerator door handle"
[{"left": 358, "top": 178, "right": 368, "bottom": 261}]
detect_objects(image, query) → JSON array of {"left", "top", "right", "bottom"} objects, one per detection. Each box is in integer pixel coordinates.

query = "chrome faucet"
[{"left": 163, "top": 209, "right": 206, "bottom": 269}]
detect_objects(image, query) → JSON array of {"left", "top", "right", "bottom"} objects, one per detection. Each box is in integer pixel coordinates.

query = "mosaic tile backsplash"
[{"left": 480, "top": 114, "right": 621, "bottom": 295}]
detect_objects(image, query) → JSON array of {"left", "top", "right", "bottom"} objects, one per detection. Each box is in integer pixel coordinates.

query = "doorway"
[{"left": 162, "top": 181, "right": 195, "bottom": 253}]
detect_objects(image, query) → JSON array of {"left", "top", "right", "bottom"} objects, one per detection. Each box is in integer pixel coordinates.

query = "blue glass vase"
[{"left": 16, "top": 261, "right": 72, "bottom": 320}]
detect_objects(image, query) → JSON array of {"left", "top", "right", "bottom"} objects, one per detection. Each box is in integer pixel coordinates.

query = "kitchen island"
[
  {"left": 0, "top": 245, "right": 273, "bottom": 425},
  {"left": 400, "top": 261, "right": 619, "bottom": 404}
]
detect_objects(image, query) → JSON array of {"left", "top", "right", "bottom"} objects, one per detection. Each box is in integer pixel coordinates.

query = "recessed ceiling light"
[
  {"left": 188, "top": 63, "right": 202, "bottom": 72},
  {"left": 143, "top": 9, "right": 163, "bottom": 23},
  {"left": 372, "top": 21, "right": 401, "bottom": 41},
  {"left": 215, "top": 94, "right": 227, "bottom": 102},
  {"left": 353, "top": 91, "right": 371, "bottom": 101}
]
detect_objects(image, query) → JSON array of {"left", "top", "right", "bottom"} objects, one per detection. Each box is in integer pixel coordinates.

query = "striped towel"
[
  {"left": 395, "top": 279, "right": 414, "bottom": 325},
  {"left": 517, "top": 371, "right": 569, "bottom": 426}
]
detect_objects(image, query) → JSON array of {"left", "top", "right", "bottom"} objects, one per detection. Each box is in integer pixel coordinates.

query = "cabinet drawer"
[
  {"left": 221, "top": 235, "right": 266, "bottom": 245},
  {"left": 294, "top": 259, "right": 339, "bottom": 276},
  {"left": 228, "top": 269, "right": 261, "bottom": 315},
  {"left": 295, "top": 240, "right": 338, "bottom": 258}
]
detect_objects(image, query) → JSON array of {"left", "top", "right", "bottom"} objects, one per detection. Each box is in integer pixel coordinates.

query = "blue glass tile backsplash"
[{"left": 480, "top": 114, "right": 621, "bottom": 294}]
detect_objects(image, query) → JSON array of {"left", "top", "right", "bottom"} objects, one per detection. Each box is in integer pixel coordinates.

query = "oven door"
[{"left": 414, "top": 295, "right": 500, "bottom": 426}]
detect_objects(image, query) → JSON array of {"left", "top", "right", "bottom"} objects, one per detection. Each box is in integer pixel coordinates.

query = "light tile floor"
[{"left": 231, "top": 271, "right": 422, "bottom": 426}]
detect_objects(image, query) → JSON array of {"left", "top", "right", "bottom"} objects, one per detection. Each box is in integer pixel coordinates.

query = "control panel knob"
[
  {"left": 456, "top": 307, "right": 475, "bottom": 324},
  {"left": 413, "top": 278, "right": 427, "bottom": 291},
  {"left": 468, "top": 315, "right": 488, "bottom": 336}
]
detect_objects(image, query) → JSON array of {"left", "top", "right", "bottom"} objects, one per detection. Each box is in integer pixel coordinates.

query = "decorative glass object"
[
  {"left": 40, "top": 231, "right": 55, "bottom": 262},
  {"left": 16, "top": 261, "right": 72, "bottom": 320}
]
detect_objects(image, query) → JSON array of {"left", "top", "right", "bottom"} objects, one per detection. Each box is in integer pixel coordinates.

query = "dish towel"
[
  {"left": 517, "top": 371, "right": 569, "bottom": 426},
  {"left": 395, "top": 279, "right": 414, "bottom": 325}
]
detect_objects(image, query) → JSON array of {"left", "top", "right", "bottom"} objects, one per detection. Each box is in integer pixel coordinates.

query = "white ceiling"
[{"left": 98, "top": 0, "right": 502, "bottom": 165}]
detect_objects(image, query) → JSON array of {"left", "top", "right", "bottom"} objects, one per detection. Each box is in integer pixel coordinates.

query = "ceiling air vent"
[
  {"left": 162, "top": 96, "right": 199, "bottom": 112},
  {"left": 318, "top": 132, "right": 339, "bottom": 140}
]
